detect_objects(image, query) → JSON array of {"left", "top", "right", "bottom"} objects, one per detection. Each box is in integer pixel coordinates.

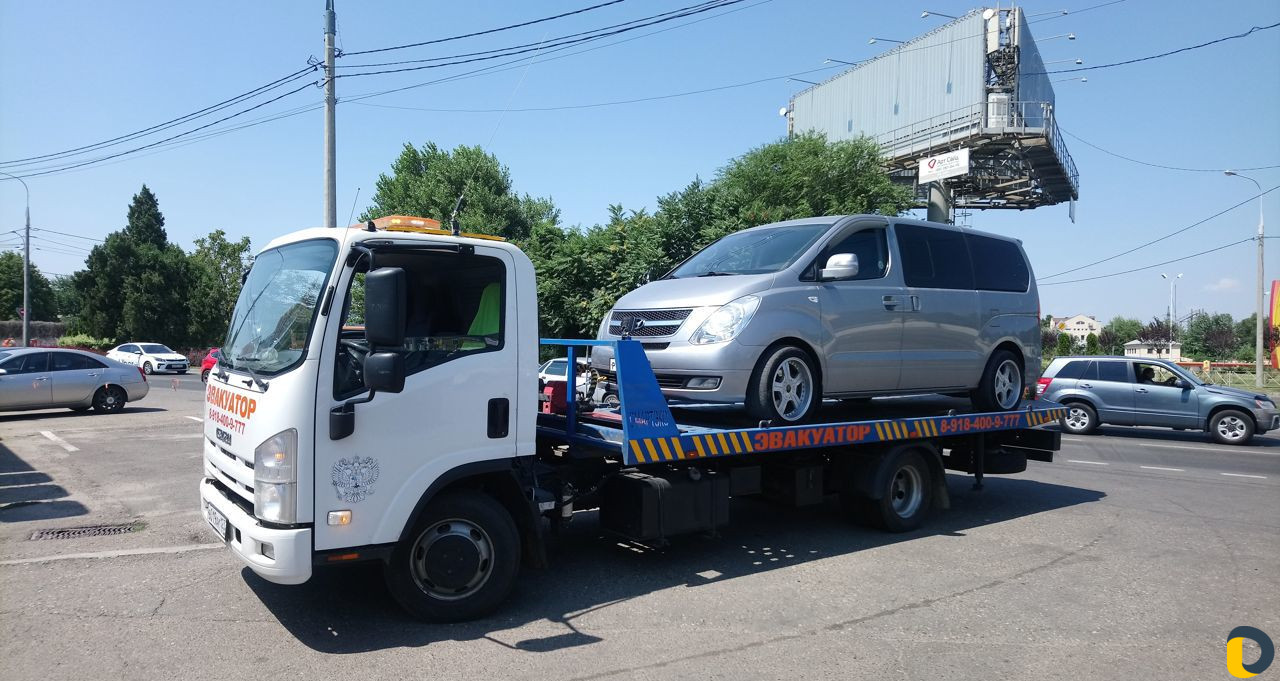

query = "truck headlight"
[
  {"left": 254, "top": 429, "right": 297, "bottom": 523},
  {"left": 692, "top": 295, "right": 760, "bottom": 345}
]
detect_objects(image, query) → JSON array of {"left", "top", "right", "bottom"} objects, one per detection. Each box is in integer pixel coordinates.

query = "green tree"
[
  {"left": 51, "top": 274, "right": 82, "bottom": 324},
  {"left": 1085, "top": 332, "right": 1100, "bottom": 355},
  {"left": 1056, "top": 333, "right": 1074, "bottom": 356},
  {"left": 1181, "top": 312, "right": 1237, "bottom": 361},
  {"left": 1103, "top": 316, "right": 1143, "bottom": 344},
  {"left": 1137, "top": 317, "right": 1175, "bottom": 345},
  {"left": 361, "top": 142, "right": 559, "bottom": 241},
  {"left": 0, "top": 252, "right": 58, "bottom": 321},
  {"left": 1097, "top": 328, "right": 1121, "bottom": 355},
  {"left": 75, "top": 185, "right": 192, "bottom": 343},
  {"left": 187, "top": 229, "right": 252, "bottom": 347},
  {"left": 1042, "top": 330, "right": 1059, "bottom": 358}
]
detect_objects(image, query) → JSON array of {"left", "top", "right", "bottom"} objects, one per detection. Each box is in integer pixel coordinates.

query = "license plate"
[
  {"left": 609, "top": 358, "right": 616, "bottom": 372},
  {"left": 205, "top": 501, "right": 228, "bottom": 541}
]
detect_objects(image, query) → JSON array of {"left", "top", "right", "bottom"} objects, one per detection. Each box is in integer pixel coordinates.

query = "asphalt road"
[{"left": 1, "top": 379, "right": 1276, "bottom": 680}]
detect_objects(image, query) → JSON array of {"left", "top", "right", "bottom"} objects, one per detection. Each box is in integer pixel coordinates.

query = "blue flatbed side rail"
[{"left": 540, "top": 338, "right": 1064, "bottom": 466}]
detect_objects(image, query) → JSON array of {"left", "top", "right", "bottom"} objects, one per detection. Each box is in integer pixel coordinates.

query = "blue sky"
[{"left": 1, "top": 0, "right": 1278, "bottom": 324}]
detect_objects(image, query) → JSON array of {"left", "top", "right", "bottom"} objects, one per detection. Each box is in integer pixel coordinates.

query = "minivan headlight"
[
  {"left": 254, "top": 429, "right": 297, "bottom": 523},
  {"left": 692, "top": 295, "right": 760, "bottom": 345}
]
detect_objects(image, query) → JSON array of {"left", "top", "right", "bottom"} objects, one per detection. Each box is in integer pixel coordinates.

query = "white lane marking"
[
  {"left": 1221, "top": 473, "right": 1268, "bottom": 479},
  {"left": 0, "top": 543, "right": 223, "bottom": 566},
  {"left": 185, "top": 416, "right": 202, "bottom": 422},
  {"left": 1138, "top": 443, "right": 1229, "bottom": 452},
  {"left": 1062, "top": 436, "right": 1088, "bottom": 442},
  {"left": 1140, "top": 466, "right": 1185, "bottom": 472},
  {"left": 38, "top": 431, "right": 79, "bottom": 453},
  {"left": 1066, "top": 459, "right": 1109, "bottom": 465}
]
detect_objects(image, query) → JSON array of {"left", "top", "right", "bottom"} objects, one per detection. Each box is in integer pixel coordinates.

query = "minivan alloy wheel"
[
  {"left": 771, "top": 357, "right": 813, "bottom": 421},
  {"left": 993, "top": 359, "right": 1022, "bottom": 410}
]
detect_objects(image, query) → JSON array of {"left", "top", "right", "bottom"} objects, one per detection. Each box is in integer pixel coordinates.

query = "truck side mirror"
[
  {"left": 364, "top": 352, "right": 405, "bottom": 393},
  {"left": 365, "top": 267, "right": 406, "bottom": 347},
  {"left": 819, "top": 253, "right": 859, "bottom": 281}
]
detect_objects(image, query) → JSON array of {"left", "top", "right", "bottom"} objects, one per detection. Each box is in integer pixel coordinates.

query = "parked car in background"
[
  {"left": 538, "top": 357, "right": 590, "bottom": 395},
  {"left": 0, "top": 348, "right": 149, "bottom": 413},
  {"left": 201, "top": 347, "right": 222, "bottom": 383},
  {"left": 1038, "top": 356, "right": 1279, "bottom": 445},
  {"left": 107, "top": 342, "right": 189, "bottom": 375},
  {"left": 591, "top": 215, "right": 1040, "bottom": 423}
]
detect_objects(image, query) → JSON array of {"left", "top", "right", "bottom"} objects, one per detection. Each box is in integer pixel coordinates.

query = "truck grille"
[
  {"left": 205, "top": 436, "right": 254, "bottom": 502},
  {"left": 608, "top": 309, "right": 692, "bottom": 338}
]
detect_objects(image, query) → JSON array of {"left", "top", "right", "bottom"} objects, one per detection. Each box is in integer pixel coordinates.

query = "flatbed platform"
[{"left": 537, "top": 339, "right": 1063, "bottom": 466}]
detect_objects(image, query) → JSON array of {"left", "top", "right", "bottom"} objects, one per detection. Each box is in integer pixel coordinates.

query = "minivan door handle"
[{"left": 882, "top": 295, "right": 900, "bottom": 310}]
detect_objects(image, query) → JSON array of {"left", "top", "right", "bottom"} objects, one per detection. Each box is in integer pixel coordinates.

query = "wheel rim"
[
  {"left": 97, "top": 388, "right": 120, "bottom": 409},
  {"left": 410, "top": 518, "right": 495, "bottom": 601},
  {"left": 890, "top": 464, "right": 924, "bottom": 519},
  {"left": 992, "top": 360, "right": 1022, "bottom": 410},
  {"left": 143, "top": 363, "right": 152, "bottom": 374},
  {"left": 771, "top": 357, "right": 813, "bottom": 421},
  {"left": 1065, "top": 407, "right": 1091, "bottom": 431},
  {"left": 1216, "top": 415, "right": 1248, "bottom": 441}
]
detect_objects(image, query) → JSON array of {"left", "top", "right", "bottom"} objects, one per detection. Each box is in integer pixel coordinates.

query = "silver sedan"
[{"left": 0, "top": 348, "right": 150, "bottom": 413}]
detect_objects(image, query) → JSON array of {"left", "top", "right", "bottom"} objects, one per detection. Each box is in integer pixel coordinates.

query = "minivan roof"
[{"left": 734, "top": 214, "right": 1022, "bottom": 245}]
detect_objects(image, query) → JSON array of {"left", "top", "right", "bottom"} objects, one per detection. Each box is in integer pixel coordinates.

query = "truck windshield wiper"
[
  {"left": 230, "top": 356, "right": 270, "bottom": 391},
  {"left": 697, "top": 271, "right": 736, "bottom": 277}
]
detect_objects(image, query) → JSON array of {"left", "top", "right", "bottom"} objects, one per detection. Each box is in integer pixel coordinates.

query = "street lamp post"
[
  {"left": 0, "top": 170, "right": 30, "bottom": 346},
  {"left": 1161, "top": 273, "right": 1182, "bottom": 356},
  {"left": 1225, "top": 170, "right": 1267, "bottom": 388}
]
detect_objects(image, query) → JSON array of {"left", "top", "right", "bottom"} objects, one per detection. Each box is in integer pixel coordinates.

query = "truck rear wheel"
[
  {"left": 384, "top": 492, "right": 521, "bottom": 622},
  {"left": 842, "top": 449, "right": 934, "bottom": 533}
]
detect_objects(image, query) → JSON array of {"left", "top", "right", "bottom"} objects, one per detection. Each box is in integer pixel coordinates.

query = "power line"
[
  {"left": 342, "top": 0, "right": 628, "bottom": 57},
  {"left": 30, "top": 234, "right": 92, "bottom": 252},
  {"left": 1060, "top": 129, "right": 1280, "bottom": 172},
  {"left": 31, "top": 228, "right": 105, "bottom": 243},
  {"left": 1039, "top": 186, "right": 1279, "bottom": 280},
  {"left": 352, "top": 65, "right": 840, "bottom": 114},
  {"left": 338, "top": 1, "right": 727, "bottom": 69},
  {"left": 1030, "top": 20, "right": 1280, "bottom": 75},
  {"left": 0, "top": 66, "right": 317, "bottom": 169},
  {"left": 1039, "top": 237, "right": 1263, "bottom": 286},
  {"left": 336, "top": 0, "right": 748, "bottom": 79}
]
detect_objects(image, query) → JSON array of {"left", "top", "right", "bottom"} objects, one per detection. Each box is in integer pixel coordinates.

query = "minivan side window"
[
  {"left": 967, "top": 234, "right": 1030, "bottom": 292},
  {"left": 1095, "top": 362, "right": 1131, "bottom": 382},
  {"left": 826, "top": 228, "right": 889, "bottom": 280},
  {"left": 895, "top": 224, "right": 974, "bottom": 290}
]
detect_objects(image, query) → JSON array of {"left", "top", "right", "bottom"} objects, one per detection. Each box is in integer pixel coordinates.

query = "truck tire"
[
  {"left": 384, "top": 491, "right": 521, "bottom": 622},
  {"left": 747, "top": 345, "right": 820, "bottom": 424},
  {"left": 843, "top": 449, "right": 934, "bottom": 533},
  {"left": 1060, "top": 402, "right": 1098, "bottom": 435},
  {"left": 1209, "top": 409, "right": 1255, "bottom": 445},
  {"left": 972, "top": 349, "right": 1023, "bottom": 412}
]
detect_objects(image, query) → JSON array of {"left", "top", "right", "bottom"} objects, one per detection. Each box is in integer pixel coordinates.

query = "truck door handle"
[
  {"left": 487, "top": 398, "right": 510, "bottom": 439},
  {"left": 882, "top": 295, "right": 900, "bottom": 309}
]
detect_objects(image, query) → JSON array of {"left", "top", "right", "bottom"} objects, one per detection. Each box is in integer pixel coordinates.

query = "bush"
[
  {"left": 0, "top": 319, "right": 65, "bottom": 341},
  {"left": 56, "top": 334, "right": 115, "bottom": 352}
]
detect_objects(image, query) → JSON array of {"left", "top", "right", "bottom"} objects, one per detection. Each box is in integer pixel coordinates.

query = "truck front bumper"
[{"left": 200, "top": 478, "right": 312, "bottom": 585}]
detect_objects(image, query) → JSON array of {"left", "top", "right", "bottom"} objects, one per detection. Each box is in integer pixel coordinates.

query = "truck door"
[
  {"left": 313, "top": 246, "right": 520, "bottom": 552},
  {"left": 817, "top": 224, "right": 903, "bottom": 393}
]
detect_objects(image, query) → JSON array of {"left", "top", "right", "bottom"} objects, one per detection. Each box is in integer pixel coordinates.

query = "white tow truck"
[{"left": 200, "top": 215, "right": 1064, "bottom": 621}]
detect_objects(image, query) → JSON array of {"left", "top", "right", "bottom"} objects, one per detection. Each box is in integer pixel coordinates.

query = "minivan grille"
[{"left": 608, "top": 309, "right": 692, "bottom": 338}]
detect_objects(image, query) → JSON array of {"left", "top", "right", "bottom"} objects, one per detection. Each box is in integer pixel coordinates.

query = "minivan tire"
[
  {"left": 1209, "top": 409, "right": 1255, "bottom": 445},
  {"left": 384, "top": 492, "right": 521, "bottom": 622},
  {"left": 1061, "top": 402, "right": 1098, "bottom": 435},
  {"left": 972, "top": 349, "right": 1023, "bottom": 412},
  {"left": 747, "top": 345, "right": 820, "bottom": 424}
]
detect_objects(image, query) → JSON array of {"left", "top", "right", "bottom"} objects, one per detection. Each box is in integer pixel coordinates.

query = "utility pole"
[
  {"left": 1225, "top": 171, "right": 1266, "bottom": 388},
  {"left": 0, "top": 170, "right": 30, "bottom": 346},
  {"left": 323, "top": 0, "right": 337, "bottom": 228}
]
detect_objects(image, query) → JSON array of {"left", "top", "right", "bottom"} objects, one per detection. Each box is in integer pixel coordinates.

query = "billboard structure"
[{"left": 786, "top": 7, "right": 1079, "bottom": 220}]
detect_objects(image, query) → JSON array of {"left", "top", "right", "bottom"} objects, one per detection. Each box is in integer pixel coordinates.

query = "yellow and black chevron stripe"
[{"left": 630, "top": 431, "right": 754, "bottom": 463}]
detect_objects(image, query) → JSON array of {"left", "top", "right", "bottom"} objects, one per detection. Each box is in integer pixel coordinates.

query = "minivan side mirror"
[
  {"left": 364, "top": 267, "right": 406, "bottom": 347},
  {"left": 820, "top": 253, "right": 859, "bottom": 281}
]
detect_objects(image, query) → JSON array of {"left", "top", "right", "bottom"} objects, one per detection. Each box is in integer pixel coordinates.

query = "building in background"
[
  {"left": 1051, "top": 314, "right": 1101, "bottom": 342},
  {"left": 1124, "top": 340, "right": 1183, "bottom": 362}
]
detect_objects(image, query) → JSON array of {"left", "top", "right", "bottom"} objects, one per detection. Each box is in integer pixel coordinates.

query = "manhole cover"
[{"left": 29, "top": 523, "right": 143, "bottom": 540}]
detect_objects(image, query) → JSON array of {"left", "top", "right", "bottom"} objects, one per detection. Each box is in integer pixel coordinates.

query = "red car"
[{"left": 200, "top": 348, "right": 222, "bottom": 383}]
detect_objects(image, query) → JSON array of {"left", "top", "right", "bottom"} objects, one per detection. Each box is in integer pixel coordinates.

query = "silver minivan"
[{"left": 591, "top": 215, "right": 1040, "bottom": 422}]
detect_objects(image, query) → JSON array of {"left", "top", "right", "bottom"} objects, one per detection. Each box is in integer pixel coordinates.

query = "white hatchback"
[{"left": 107, "top": 342, "right": 190, "bottom": 375}]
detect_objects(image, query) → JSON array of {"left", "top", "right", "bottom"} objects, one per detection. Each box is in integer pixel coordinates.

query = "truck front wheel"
[{"left": 384, "top": 491, "right": 521, "bottom": 622}]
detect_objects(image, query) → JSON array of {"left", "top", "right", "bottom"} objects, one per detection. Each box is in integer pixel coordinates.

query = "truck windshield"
[
  {"left": 666, "top": 223, "right": 830, "bottom": 278},
  {"left": 223, "top": 238, "right": 338, "bottom": 377}
]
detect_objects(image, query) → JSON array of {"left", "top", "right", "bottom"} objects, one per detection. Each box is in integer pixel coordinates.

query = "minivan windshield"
[
  {"left": 666, "top": 223, "right": 831, "bottom": 278},
  {"left": 222, "top": 239, "right": 338, "bottom": 377}
]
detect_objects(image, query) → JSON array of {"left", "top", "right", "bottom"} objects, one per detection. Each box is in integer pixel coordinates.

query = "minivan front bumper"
[{"left": 591, "top": 339, "right": 760, "bottom": 404}]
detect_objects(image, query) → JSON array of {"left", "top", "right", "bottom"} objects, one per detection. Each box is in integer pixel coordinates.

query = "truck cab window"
[{"left": 335, "top": 251, "right": 507, "bottom": 398}]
